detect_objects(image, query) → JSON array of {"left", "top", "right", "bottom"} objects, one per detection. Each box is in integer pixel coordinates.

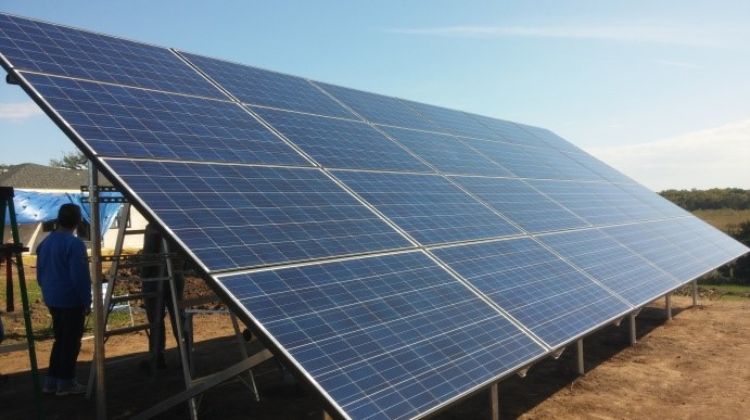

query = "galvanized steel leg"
[
  {"left": 692, "top": 279, "right": 699, "bottom": 307},
  {"left": 163, "top": 239, "right": 198, "bottom": 420},
  {"left": 576, "top": 339, "right": 585, "bottom": 375},
  {"left": 629, "top": 312, "right": 637, "bottom": 346},
  {"left": 490, "top": 382, "right": 500, "bottom": 420},
  {"left": 666, "top": 294, "right": 673, "bottom": 321},
  {"left": 89, "top": 163, "right": 107, "bottom": 420}
]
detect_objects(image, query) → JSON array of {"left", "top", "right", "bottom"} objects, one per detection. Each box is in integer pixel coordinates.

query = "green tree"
[{"left": 49, "top": 150, "right": 88, "bottom": 170}]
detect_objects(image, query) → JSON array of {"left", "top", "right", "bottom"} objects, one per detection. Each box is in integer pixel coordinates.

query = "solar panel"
[
  {"left": 333, "top": 171, "right": 522, "bottom": 245},
  {"left": 514, "top": 123, "right": 585, "bottom": 154},
  {"left": 22, "top": 73, "right": 311, "bottom": 166},
  {"left": 402, "top": 100, "right": 505, "bottom": 141},
  {"left": 602, "top": 222, "right": 710, "bottom": 282},
  {"left": 464, "top": 114, "right": 551, "bottom": 148},
  {"left": 378, "top": 125, "right": 513, "bottom": 176},
  {"left": 218, "top": 251, "right": 544, "bottom": 420},
  {"left": 467, "top": 139, "right": 603, "bottom": 181},
  {"left": 643, "top": 219, "right": 740, "bottom": 269},
  {"left": 179, "top": 52, "right": 355, "bottom": 118},
  {"left": 251, "top": 107, "right": 432, "bottom": 172},
  {"left": 2, "top": 13, "right": 747, "bottom": 420},
  {"left": 104, "top": 159, "right": 411, "bottom": 271},
  {"left": 675, "top": 217, "right": 749, "bottom": 257},
  {"left": 529, "top": 180, "right": 634, "bottom": 226},
  {"left": 539, "top": 229, "right": 680, "bottom": 307},
  {"left": 434, "top": 238, "right": 631, "bottom": 347},
  {"left": 450, "top": 176, "right": 590, "bottom": 233},
  {"left": 0, "top": 14, "right": 223, "bottom": 99},
  {"left": 317, "top": 82, "right": 440, "bottom": 132}
]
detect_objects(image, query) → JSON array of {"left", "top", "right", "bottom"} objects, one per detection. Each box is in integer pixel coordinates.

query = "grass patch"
[{"left": 692, "top": 209, "right": 750, "bottom": 232}]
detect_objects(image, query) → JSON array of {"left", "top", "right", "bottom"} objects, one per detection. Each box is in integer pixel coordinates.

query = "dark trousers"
[
  {"left": 48, "top": 306, "right": 85, "bottom": 381},
  {"left": 144, "top": 273, "right": 185, "bottom": 361}
]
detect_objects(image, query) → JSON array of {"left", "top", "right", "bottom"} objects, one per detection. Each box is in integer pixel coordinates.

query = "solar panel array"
[{"left": 1, "top": 13, "right": 747, "bottom": 420}]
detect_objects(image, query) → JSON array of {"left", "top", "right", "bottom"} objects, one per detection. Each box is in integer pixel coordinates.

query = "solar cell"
[
  {"left": 218, "top": 251, "right": 544, "bottom": 420},
  {"left": 317, "top": 82, "right": 440, "bottom": 131},
  {"left": 467, "top": 139, "right": 603, "bottom": 181},
  {"left": 180, "top": 52, "right": 354, "bottom": 118},
  {"left": 675, "top": 217, "right": 750, "bottom": 257},
  {"left": 602, "top": 222, "right": 710, "bottom": 282},
  {"left": 104, "top": 159, "right": 411, "bottom": 271},
  {"left": 565, "top": 152, "right": 636, "bottom": 184},
  {"left": 514, "top": 123, "right": 585, "bottom": 154},
  {"left": 645, "top": 219, "right": 740, "bottom": 269},
  {"left": 465, "top": 114, "right": 550, "bottom": 148},
  {"left": 334, "top": 171, "right": 521, "bottom": 245},
  {"left": 378, "top": 125, "right": 513, "bottom": 176},
  {"left": 434, "top": 238, "right": 631, "bottom": 347},
  {"left": 615, "top": 183, "right": 690, "bottom": 218},
  {"left": 252, "top": 107, "right": 431, "bottom": 172},
  {"left": 529, "top": 180, "right": 634, "bottom": 226},
  {"left": 450, "top": 176, "right": 590, "bottom": 233},
  {"left": 0, "top": 13, "right": 223, "bottom": 98},
  {"left": 403, "top": 100, "right": 505, "bottom": 141},
  {"left": 539, "top": 229, "right": 680, "bottom": 306},
  {"left": 23, "top": 72, "right": 310, "bottom": 166}
]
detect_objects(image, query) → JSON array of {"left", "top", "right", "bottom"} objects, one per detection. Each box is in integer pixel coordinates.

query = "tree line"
[{"left": 659, "top": 188, "right": 750, "bottom": 211}]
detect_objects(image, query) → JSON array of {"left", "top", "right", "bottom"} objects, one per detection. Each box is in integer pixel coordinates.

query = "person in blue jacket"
[{"left": 36, "top": 203, "right": 91, "bottom": 396}]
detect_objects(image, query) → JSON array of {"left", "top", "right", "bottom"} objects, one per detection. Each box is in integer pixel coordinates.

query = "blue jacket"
[{"left": 36, "top": 231, "right": 92, "bottom": 309}]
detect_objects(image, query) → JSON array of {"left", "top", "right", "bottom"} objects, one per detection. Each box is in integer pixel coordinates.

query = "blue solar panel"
[
  {"left": 465, "top": 114, "right": 550, "bottom": 148},
  {"left": 105, "top": 159, "right": 411, "bottom": 271},
  {"left": 317, "top": 82, "right": 440, "bottom": 131},
  {"left": 23, "top": 73, "right": 310, "bottom": 166},
  {"left": 602, "top": 222, "right": 710, "bottom": 282},
  {"left": 643, "top": 219, "right": 741, "bottom": 270},
  {"left": 450, "top": 176, "right": 590, "bottom": 233},
  {"left": 181, "top": 52, "right": 354, "bottom": 118},
  {"left": 252, "top": 107, "right": 431, "bottom": 172},
  {"left": 378, "top": 125, "right": 513, "bottom": 176},
  {"left": 467, "top": 139, "right": 603, "bottom": 181},
  {"left": 565, "top": 152, "right": 636, "bottom": 184},
  {"left": 403, "top": 100, "right": 505, "bottom": 141},
  {"left": 529, "top": 180, "right": 634, "bottom": 226},
  {"left": 0, "top": 13, "right": 223, "bottom": 99},
  {"left": 675, "top": 217, "right": 750, "bottom": 258},
  {"left": 218, "top": 251, "right": 544, "bottom": 420},
  {"left": 514, "top": 123, "right": 585, "bottom": 154},
  {"left": 615, "top": 183, "right": 691, "bottom": 218},
  {"left": 434, "top": 238, "right": 631, "bottom": 347},
  {"left": 334, "top": 171, "right": 521, "bottom": 245},
  {"left": 539, "top": 229, "right": 680, "bottom": 307}
]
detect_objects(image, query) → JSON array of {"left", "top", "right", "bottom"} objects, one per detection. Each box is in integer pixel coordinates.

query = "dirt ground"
[{"left": 1, "top": 295, "right": 748, "bottom": 420}]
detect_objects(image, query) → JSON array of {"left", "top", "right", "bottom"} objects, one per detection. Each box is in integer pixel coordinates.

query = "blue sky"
[{"left": 1, "top": 1, "right": 749, "bottom": 189}]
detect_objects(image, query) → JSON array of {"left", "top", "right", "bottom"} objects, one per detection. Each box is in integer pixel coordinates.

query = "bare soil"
[{"left": 1, "top": 295, "right": 748, "bottom": 420}]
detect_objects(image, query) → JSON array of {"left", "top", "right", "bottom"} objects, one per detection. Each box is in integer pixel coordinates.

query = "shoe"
[
  {"left": 42, "top": 377, "right": 57, "bottom": 394},
  {"left": 42, "top": 385, "right": 56, "bottom": 395},
  {"left": 56, "top": 381, "right": 87, "bottom": 396}
]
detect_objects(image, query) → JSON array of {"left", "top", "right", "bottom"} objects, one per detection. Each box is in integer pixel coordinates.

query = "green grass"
[
  {"left": 699, "top": 283, "right": 750, "bottom": 300},
  {"left": 692, "top": 209, "right": 750, "bottom": 232}
]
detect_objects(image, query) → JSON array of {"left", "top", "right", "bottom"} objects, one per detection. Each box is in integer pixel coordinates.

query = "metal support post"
[
  {"left": 490, "top": 382, "right": 499, "bottom": 420},
  {"left": 692, "top": 279, "right": 699, "bottom": 307},
  {"left": 665, "top": 294, "right": 672, "bottom": 321},
  {"left": 628, "top": 312, "right": 637, "bottom": 346},
  {"left": 162, "top": 239, "right": 198, "bottom": 420},
  {"left": 576, "top": 339, "right": 585, "bottom": 375},
  {"left": 230, "top": 313, "right": 260, "bottom": 401},
  {"left": 89, "top": 163, "right": 107, "bottom": 420}
]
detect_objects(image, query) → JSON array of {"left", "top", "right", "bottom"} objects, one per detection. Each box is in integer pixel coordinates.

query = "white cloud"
[
  {"left": 386, "top": 24, "right": 744, "bottom": 48},
  {"left": 586, "top": 119, "right": 750, "bottom": 190},
  {"left": 0, "top": 101, "right": 43, "bottom": 121}
]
